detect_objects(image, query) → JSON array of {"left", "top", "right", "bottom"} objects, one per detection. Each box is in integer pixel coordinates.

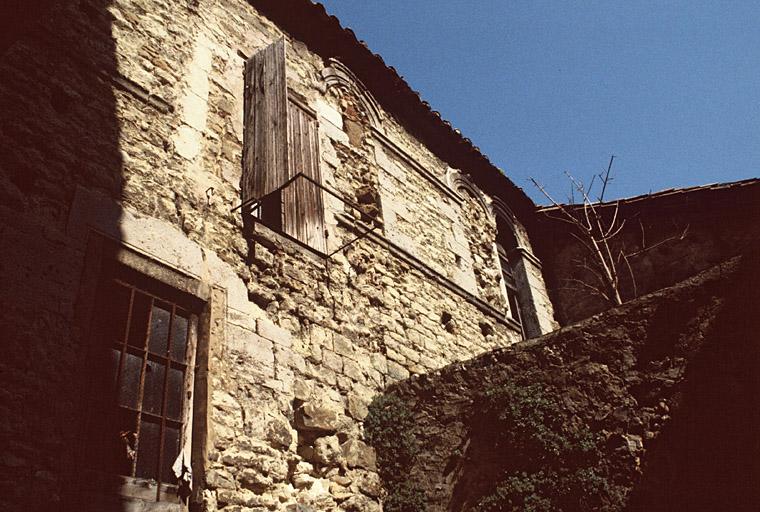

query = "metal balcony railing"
[{"left": 232, "top": 172, "right": 382, "bottom": 258}]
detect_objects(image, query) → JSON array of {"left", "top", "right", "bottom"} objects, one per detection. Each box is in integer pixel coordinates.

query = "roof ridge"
[{"left": 537, "top": 176, "right": 760, "bottom": 212}]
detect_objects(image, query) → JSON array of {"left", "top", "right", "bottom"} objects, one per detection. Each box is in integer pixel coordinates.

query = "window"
[
  {"left": 497, "top": 241, "right": 526, "bottom": 339},
  {"left": 495, "top": 212, "right": 528, "bottom": 339},
  {"left": 243, "top": 38, "right": 326, "bottom": 252},
  {"left": 81, "top": 261, "right": 198, "bottom": 505}
]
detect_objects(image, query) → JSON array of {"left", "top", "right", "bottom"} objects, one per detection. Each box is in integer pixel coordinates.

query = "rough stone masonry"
[{"left": 0, "top": 1, "right": 557, "bottom": 511}]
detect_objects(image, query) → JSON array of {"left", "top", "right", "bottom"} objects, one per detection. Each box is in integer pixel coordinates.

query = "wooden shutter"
[
  {"left": 242, "top": 38, "right": 288, "bottom": 204},
  {"left": 285, "top": 98, "right": 326, "bottom": 252},
  {"left": 242, "top": 38, "right": 326, "bottom": 253}
]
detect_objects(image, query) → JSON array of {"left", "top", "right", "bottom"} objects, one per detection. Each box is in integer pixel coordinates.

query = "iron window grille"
[{"left": 82, "top": 262, "right": 198, "bottom": 502}]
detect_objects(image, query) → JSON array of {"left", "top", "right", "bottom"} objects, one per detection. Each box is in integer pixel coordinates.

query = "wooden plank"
[
  {"left": 284, "top": 99, "right": 326, "bottom": 252},
  {"left": 242, "top": 39, "right": 326, "bottom": 252},
  {"left": 242, "top": 38, "right": 288, "bottom": 204}
]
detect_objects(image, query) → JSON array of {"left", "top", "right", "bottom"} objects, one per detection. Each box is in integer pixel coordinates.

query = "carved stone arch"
[
  {"left": 491, "top": 196, "right": 530, "bottom": 249},
  {"left": 321, "top": 58, "right": 384, "bottom": 132},
  {"left": 449, "top": 170, "right": 489, "bottom": 215}
]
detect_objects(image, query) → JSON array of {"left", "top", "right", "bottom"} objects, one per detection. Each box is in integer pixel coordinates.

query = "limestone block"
[
  {"left": 180, "top": 91, "right": 208, "bottom": 131},
  {"left": 332, "top": 335, "right": 354, "bottom": 359},
  {"left": 264, "top": 414, "right": 295, "bottom": 450},
  {"left": 314, "top": 96, "right": 343, "bottom": 129},
  {"left": 275, "top": 345, "right": 307, "bottom": 373},
  {"left": 386, "top": 360, "right": 410, "bottom": 381},
  {"left": 347, "top": 392, "right": 371, "bottom": 421},
  {"left": 212, "top": 389, "right": 243, "bottom": 427},
  {"left": 322, "top": 119, "right": 349, "bottom": 144},
  {"left": 294, "top": 378, "right": 314, "bottom": 401},
  {"left": 205, "top": 468, "right": 236, "bottom": 490},
  {"left": 365, "top": 368, "right": 384, "bottom": 388},
  {"left": 216, "top": 488, "right": 279, "bottom": 509},
  {"left": 257, "top": 318, "right": 294, "bottom": 347},
  {"left": 340, "top": 439, "right": 376, "bottom": 471},
  {"left": 296, "top": 398, "right": 346, "bottom": 433},
  {"left": 330, "top": 474, "right": 353, "bottom": 487},
  {"left": 370, "top": 353, "right": 387, "bottom": 375},
  {"left": 348, "top": 470, "right": 382, "bottom": 498},
  {"left": 323, "top": 350, "right": 343, "bottom": 373},
  {"left": 221, "top": 449, "right": 288, "bottom": 482},
  {"left": 173, "top": 124, "right": 202, "bottom": 160},
  {"left": 227, "top": 306, "right": 258, "bottom": 332},
  {"left": 419, "top": 354, "right": 439, "bottom": 370},
  {"left": 299, "top": 477, "right": 336, "bottom": 507},
  {"left": 336, "top": 374, "right": 352, "bottom": 392},
  {"left": 239, "top": 467, "right": 273, "bottom": 491},
  {"left": 385, "top": 347, "right": 405, "bottom": 364},
  {"left": 329, "top": 481, "right": 353, "bottom": 501},
  {"left": 308, "top": 342, "right": 324, "bottom": 364},
  {"left": 294, "top": 472, "right": 317, "bottom": 490},
  {"left": 394, "top": 342, "right": 421, "bottom": 364},
  {"left": 340, "top": 494, "right": 382, "bottom": 512},
  {"left": 306, "top": 361, "right": 337, "bottom": 386},
  {"left": 314, "top": 435, "right": 344, "bottom": 467},
  {"left": 342, "top": 358, "right": 365, "bottom": 384},
  {"left": 226, "top": 323, "right": 275, "bottom": 368},
  {"left": 352, "top": 349, "right": 372, "bottom": 371}
]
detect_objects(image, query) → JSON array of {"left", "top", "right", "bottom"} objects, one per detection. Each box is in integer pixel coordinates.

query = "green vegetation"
[
  {"left": 473, "top": 381, "right": 626, "bottom": 512},
  {"left": 364, "top": 394, "right": 427, "bottom": 512}
]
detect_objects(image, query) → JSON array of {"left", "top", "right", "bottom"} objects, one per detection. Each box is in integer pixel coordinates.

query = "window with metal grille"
[{"left": 83, "top": 262, "right": 197, "bottom": 501}]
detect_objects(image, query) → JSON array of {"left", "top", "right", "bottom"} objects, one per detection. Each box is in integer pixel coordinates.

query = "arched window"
[
  {"left": 496, "top": 218, "right": 525, "bottom": 339},
  {"left": 492, "top": 198, "right": 558, "bottom": 338}
]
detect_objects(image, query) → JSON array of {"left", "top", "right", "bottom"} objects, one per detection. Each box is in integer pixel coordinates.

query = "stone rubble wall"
[
  {"left": 0, "top": 1, "right": 549, "bottom": 511},
  {"left": 371, "top": 254, "right": 759, "bottom": 511}
]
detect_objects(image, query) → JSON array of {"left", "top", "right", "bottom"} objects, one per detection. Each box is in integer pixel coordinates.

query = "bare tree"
[{"left": 531, "top": 156, "right": 688, "bottom": 307}]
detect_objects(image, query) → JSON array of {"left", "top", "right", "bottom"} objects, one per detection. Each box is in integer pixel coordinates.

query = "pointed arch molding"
[
  {"left": 491, "top": 196, "right": 518, "bottom": 227},
  {"left": 448, "top": 170, "right": 489, "bottom": 214},
  {"left": 492, "top": 196, "right": 543, "bottom": 268},
  {"left": 322, "top": 58, "right": 384, "bottom": 132}
]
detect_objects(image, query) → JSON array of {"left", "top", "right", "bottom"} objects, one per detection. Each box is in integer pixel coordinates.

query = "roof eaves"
[
  {"left": 251, "top": 0, "right": 536, "bottom": 217},
  {"left": 536, "top": 177, "right": 760, "bottom": 214}
]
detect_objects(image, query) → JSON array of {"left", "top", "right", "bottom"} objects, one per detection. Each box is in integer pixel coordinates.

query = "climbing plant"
[
  {"left": 364, "top": 394, "right": 427, "bottom": 512},
  {"left": 473, "top": 381, "right": 627, "bottom": 512}
]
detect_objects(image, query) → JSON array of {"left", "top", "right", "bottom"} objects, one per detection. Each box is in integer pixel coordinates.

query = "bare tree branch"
[
  {"left": 625, "top": 224, "right": 690, "bottom": 259},
  {"left": 621, "top": 251, "right": 638, "bottom": 298},
  {"left": 599, "top": 155, "right": 615, "bottom": 202}
]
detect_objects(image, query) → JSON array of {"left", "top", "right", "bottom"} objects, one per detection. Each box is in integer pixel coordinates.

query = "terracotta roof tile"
[{"left": 252, "top": 0, "right": 535, "bottom": 216}]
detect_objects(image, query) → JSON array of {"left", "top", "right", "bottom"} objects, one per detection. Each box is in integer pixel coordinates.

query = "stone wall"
[
  {"left": 531, "top": 180, "right": 760, "bottom": 324},
  {"left": 370, "top": 252, "right": 760, "bottom": 511},
  {"left": 0, "top": 1, "right": 554, "bottom": 511}
]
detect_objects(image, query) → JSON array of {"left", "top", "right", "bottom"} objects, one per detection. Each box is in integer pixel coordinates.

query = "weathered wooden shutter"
[
  {"left": 242, "top": 39, "right": 326, "bottom": 252},
  {"left": 242, "top": 38, "right": 288, "bottom": 209},
  {"left": 285, "top": 98, "right": 326, "bottom": 252}
]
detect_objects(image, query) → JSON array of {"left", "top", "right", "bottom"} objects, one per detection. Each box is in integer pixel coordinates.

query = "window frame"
[
  {"left": 497, "top": 242, "right": 526, "bottom": 339},
  {"left": 68, "top": 236, "right": 213, "bottom": 511},
  {"left": 87, "top": 264, "right": 198, "bottom": 489}
]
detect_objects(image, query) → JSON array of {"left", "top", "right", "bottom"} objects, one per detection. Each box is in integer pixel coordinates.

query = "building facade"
[{"left": 0, "top": 1, "right": 559, "bottom": 511}]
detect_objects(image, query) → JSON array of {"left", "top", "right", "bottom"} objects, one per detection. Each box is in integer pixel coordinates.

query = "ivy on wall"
[
  {"left": 364, "top": 394, "right": 427, "bottom": 512},
  {"left": 472, "top": 380, "right": 627, "bottom": 512}
]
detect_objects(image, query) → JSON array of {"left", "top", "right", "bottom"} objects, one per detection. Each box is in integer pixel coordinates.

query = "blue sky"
[{"left": 318, "top": 1, "right": 760, "bottom": 203}]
